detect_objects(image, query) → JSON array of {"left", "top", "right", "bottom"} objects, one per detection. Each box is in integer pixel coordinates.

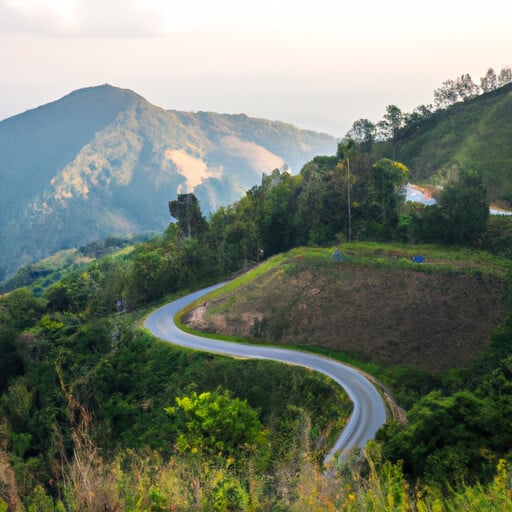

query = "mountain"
[
  {"left": 391, "top": 82, "right": 512, "bottom": 205},
  {"left": 0, "top": 85, "right": 336, "bottom": 277}
]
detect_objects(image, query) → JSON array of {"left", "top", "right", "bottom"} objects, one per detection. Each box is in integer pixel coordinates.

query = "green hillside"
[
  {"left": 392, "top": 83, "right": 512, "bottom": 205},
  {"left": 0, "top": 85, "right": 336, "bottom": 278},
  {"left": 2, "top": 82, "right": 512, "bottom": 509}
]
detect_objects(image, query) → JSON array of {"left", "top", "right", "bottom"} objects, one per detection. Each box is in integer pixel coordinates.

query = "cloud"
[
  {"left": 74, "top": 0, "right": 164, "bottom": 37},
  {"left": 0, "top": 0, "right": 69, "bottom": 35},
  {"left": 0, "top": 0, "right": 163, "bottom": 37}
]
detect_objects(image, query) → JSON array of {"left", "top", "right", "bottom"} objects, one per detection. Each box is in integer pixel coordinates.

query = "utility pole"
[{"left": 347, "top": 156, "right": 352, "bottom": 243}]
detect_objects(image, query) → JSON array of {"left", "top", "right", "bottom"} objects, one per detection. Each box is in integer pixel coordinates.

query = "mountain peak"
[
  {"left": 63, "top": 83, "right": 145, "bottom": 103},
  {"left": 0, "top": 86, "right": 336, "bottom": 277}
]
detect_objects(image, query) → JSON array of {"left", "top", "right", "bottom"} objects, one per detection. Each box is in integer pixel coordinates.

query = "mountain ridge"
[{"left": 0, "top": 84, "right": 336, "bottom": 278}]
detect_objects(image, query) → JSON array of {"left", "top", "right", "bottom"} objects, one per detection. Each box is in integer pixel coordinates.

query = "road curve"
[{"left": 144, "top": 283, "right": 388, "bottom": 463}]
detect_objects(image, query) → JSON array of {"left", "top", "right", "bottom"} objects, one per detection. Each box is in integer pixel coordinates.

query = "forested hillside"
[
  {"left": 0, "top": 85, "right": 335, "bottom": 279},
  {"left": 393, "top": 83, "right": 512, "bottom": 202},
  {"left": 2, "top": 128, "right": 512, "bottom": 509},
  {"left": 345, "top": 69, "right": 512, "bottom": 208},
  {"left": 2, "top": 73, "right": 511, "bottom": 282}
]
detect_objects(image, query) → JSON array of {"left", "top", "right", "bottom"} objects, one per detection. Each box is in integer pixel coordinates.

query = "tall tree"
[
  {"left": 259, "top": 169, "right": 300, "bottom": 255},
  {"left": 378, "top": 105, "right": 403, "bottom": 158},
  {"left": 455, "top": 73, "right": 479, "bottom": 100},
  {"left": 480, "top": 68, "right": 498, "bottom": 93},
  {"left": 169, "top": 193, "right": 207, "bottom": 238},
  {"left": 368, "top": 158, "right": 409, "bottom": 236},
  {"left": 346, "top": 118, "right": 376, "bottom": 153},
  {"left": 434, "top": 79, "right": 459, "bottom": 109},
  {"left": 498, "top": 66, "right": 512, "bottom": 87}
]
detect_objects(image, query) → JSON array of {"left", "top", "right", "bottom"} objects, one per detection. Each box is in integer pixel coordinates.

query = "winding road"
[{"left": 144, "top": 282, "right": 388, "bottom": 463}]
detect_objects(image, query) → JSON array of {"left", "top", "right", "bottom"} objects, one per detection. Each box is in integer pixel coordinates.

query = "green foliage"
[
  {"left": 471, "top": 312, "right": 512, "bottom": 377},
  {"left": 407, "top": 168, "right": 490, "bottom": 246},
  {"left": 378, "top": 369, "right": 512, "bottom": 488},
  {"left": 480, "top": 215, "right": 512, "bottom": 257},
  {"left": 11, "top": 431, "right": 32, "bottom": 458},
  {"left": 4, "top": 288, "right": 46, "bottom": 329},
  {"left": 367, "top": 158, "right": 409, "bottom": 237},
  {"left": 130, "top": 248, "right": 173, "bottom": 303},
  {"left": 0, "top": 324, "right": 23, "bottom": 391},
  {"left": 75, "top": 318, "right": 112, "bottom": 354},
  {"left": 345, "top": 118, "right": 376, "bottom": 154},
  {"left": 212, "top": 476, "right": 250, "bottom": 511},
  {"left": 45, "top": 440, "right": 512, "bottom": 511},
  {"left": 26, "top": 485, "right": 55, "bottom": 512},
  {"left": 437, "top": 168, "right": 489, "bottom": 244},
  {"left": 397, "top": 83, "right": 512, "bottom": 204},
  {"left": 167, "top": 388, "right": 264, "bottom": 457},
  {"left": 378, "top": 105, "right": 404, "bottom": 158},
  {"left": 169, "top": 193, "right": 207, "bottom": 238},
  {"left": 44, "top": 282, "right": 71, "bottom": 311}
]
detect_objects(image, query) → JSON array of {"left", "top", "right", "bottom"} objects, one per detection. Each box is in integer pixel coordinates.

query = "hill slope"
[
  {"left": 183, "top": 246, "right": 508, "bottom": 371},
  {"left": 0, "top": 85, "right": 336, "bottom": 277},
  {"left": 393, "top": 83, "right": 512, "bottom": 205}
]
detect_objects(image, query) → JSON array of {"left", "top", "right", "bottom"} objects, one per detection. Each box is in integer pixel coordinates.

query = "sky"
[{"left": 0, "top": 0, "right": 511, "bottom": 136}]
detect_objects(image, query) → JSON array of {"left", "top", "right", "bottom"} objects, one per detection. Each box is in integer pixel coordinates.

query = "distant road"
[{"left": 144, "top": 283, "right": 388, "bottom": 463}]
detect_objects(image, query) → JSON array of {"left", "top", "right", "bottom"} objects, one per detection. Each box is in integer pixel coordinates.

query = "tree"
[
  {"left": 480, "top": 68, "right": 498, "bottom": 93},
  {"left": 434, "top": 79, "right": 459, "bottom": 109},
  {"left": 0, "top": 325, "right": 23, "bottom": 391},
  {"left": 368, "top": 158, "right": 409, "bottom": 236},
  {"left": 378, "top": 105, "right": 403, "bottom": 158},
  {"left": 259, "top": 169, "right": 300, "bottom": 255},
  {"left": 169, "top": 193, "right": 207, "bottom": 238},
  {"left": 209, "top": 198, "right": 263, "bottom": 270},
  {"left": 437, "top": 168, "right": 489, "bottom": 244},
  {"left": 378, "top": 390, "right": 496, "bottom": 486},
  {"left": 129, "top": 248, "right": 176, "bottom": 302},
  {"left": 166, "top": 388, "right": 264, "bottom": 457},
  {"left": 44, "top": 282, "right": 71, "bottom": 312},
  {"left": 4, "top": 288, "right": 45, "bottom": 330},
  {"left": 455, "top": 73, "right": 479, "bottom": 100},
  {"left": 403, "top": 104, "right": 434, "bottom": 131},
  {"left": 498, "top": 66, "right": 512, "bottom": 87},
  {"left": 296, "top": 156, "right": 348, "bottom": 245},
  {"left": 346, "top": 118, "right": 376, "bottom": 153}
]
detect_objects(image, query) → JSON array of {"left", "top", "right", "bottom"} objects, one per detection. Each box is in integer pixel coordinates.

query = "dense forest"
[{"left": 2, "top": 77, "right": 512, "bottom": 510}]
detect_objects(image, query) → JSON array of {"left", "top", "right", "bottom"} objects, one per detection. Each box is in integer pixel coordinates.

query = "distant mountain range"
[{"left": 0, "top": 85, "right": 336, "bottom": 277}]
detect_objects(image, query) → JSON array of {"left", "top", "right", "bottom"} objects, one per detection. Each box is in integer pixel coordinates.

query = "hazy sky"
[{"left": 1, "top": 0, "right": 511, "bottom": 135}]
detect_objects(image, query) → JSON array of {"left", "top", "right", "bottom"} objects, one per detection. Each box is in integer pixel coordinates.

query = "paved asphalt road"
[{"left": 144, "top": 283, "right": 388, "bottom": 463}]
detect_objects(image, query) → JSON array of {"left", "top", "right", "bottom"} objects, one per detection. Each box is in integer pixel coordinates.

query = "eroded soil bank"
[{"left": 183, "top": 260, "right": 507, "bottom": 371}]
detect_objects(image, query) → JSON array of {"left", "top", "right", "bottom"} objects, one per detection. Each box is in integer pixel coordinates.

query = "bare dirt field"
[{"left": 183, "top": 260, "right": 507, "bottom": 371}]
